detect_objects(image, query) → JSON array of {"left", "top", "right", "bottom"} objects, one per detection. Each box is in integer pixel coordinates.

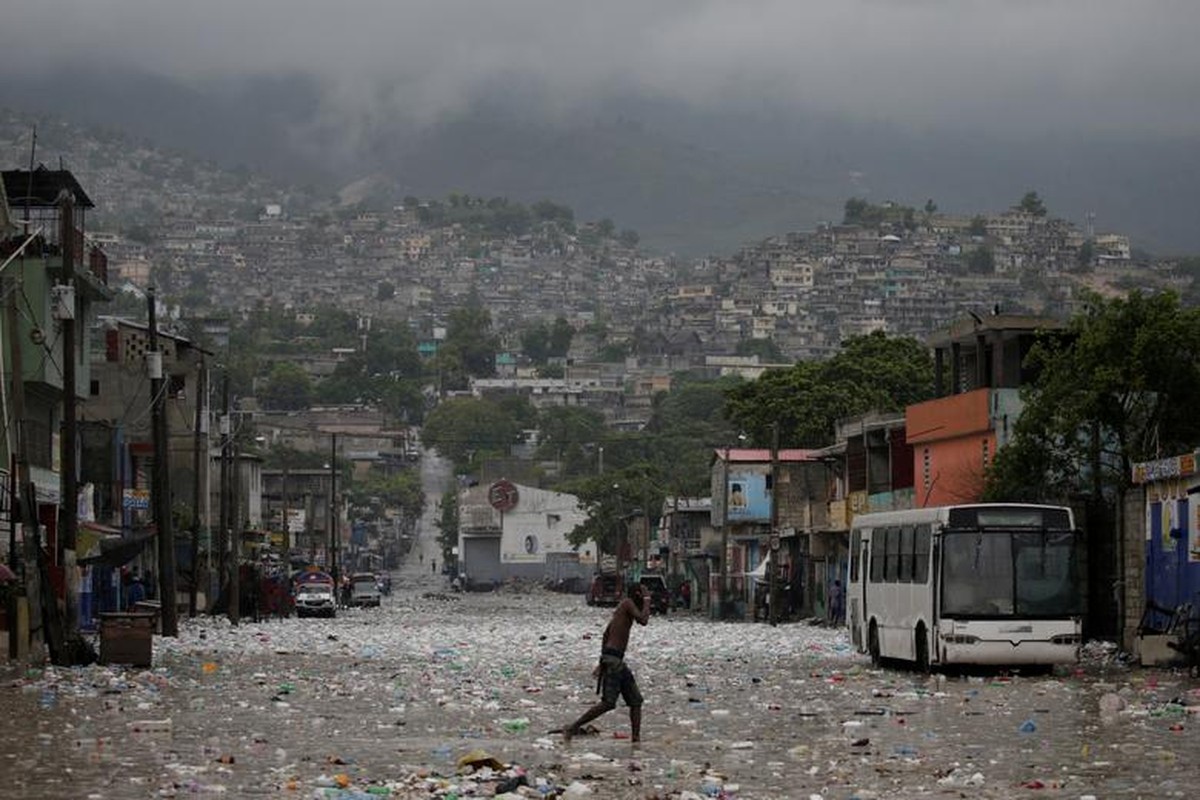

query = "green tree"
[
  {"left": 735, "top": 337, "right": 786, "bottom": 363},
  {"left": 376, "top": 377, "right": 427, "bottom": 425},
  {"left": 1016, "top": 190, "right": 1048, "bottom": 217},
  {"left": 548, "top": 316, "right": 574, "bottom": 358},
  {"left": 968, "top": 215, "right": 988, "bottom": 237},
  {"left": 597, "top": 342, "right": 629, "bottom": 362},
  {"left": 262, "top": 362, "right": 313, "bottom": 411},
  {"left": 561, "top": 471, "right": 658, "bottom": 554},
  {"left": 434, "top": 488, "right": 460, "bottom": 568},
  {"left": 521, "top": 322, "right": 551, "bottom": 364},
  {"left": 1076, "top": 239, "right": 1095, "bottom": 270},
  {"left": 421, "top": 397, "right": 523, "bottom": 469},
  {"left": 436, "top": 299, "right": 500, "bottom": 390},
  {"left": 843, "top": 197, "right": 869, "bottom": 225},
  {"left": 536, "top": 406, "right": 607, "bottom": 477},
  {"left": 724, "top": 332, "right": 934, "bottom": 447},
  {"left": 986, "top": 290, "right": 1200, "bottom": 503},
  {"left": 347, "top": 469, "right": 425, "bottom": 531}
]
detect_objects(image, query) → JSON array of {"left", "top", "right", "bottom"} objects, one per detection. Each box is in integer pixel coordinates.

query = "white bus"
[{"left": 848, "top": 503, "right": 1086, "bottom": 669}]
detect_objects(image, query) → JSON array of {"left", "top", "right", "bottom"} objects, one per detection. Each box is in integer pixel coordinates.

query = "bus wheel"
[
  {"left": 914, "top": 623, "right": 930, "bottom": 674},
  {"left": 868, "top": 621, "right": 881, "bottom": 667}
]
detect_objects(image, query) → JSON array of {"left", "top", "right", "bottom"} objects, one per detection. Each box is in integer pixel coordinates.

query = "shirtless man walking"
[{"left": 564, "top": 582, "right": 651, "bottom": 742}]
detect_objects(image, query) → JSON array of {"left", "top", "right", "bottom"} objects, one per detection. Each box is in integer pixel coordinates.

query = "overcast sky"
[{"left": 3, "top": 0, "right": 1198, "bottom": 138}]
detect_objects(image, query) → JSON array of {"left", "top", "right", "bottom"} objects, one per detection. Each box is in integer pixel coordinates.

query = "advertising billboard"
[{"left": 727, "top": 472, "right": 771, "bottom": 522}]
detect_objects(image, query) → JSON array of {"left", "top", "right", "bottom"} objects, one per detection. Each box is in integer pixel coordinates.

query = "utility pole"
[
  {"left": 768, "top": 422, "right": 780, "bottom": 627},
  {"left": 8, "top": 267, "right": 50, "bottom": 660},
  {"left": 718, "top": 445, "right": 730, "bottom": 619},
  {"left": 329, "top": 433, "right": 338, "bottom": 587},
  {"left": 217, "top": 375, "right": 229, "bottom": 615},
  {"left": 281, "top": 466, "right": 290, "bottom": 554},
  {"left": 58, "top": 191, "right": 77, "bottom": 588},
  {"left": 229, "top": 408, "right": 240, "bottom": 625},
  {"left": 188, "top": 357, "right": 205, "bottom": 617},
  {"left": 148, "top": 289, "right": 178, "bottom": 636}
]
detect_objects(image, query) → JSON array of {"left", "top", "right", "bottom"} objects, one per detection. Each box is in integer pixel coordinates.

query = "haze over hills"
[{"left": 2, "top": 6, "right": 1199, "bottom": 259}]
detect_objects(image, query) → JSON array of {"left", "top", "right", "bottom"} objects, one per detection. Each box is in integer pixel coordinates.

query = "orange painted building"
[
  {"left": 907, "top": 314, "right": 1067, "bottom": 508},
  {"left": 906, "top": 389, "right": 995, "bottom": 507}
]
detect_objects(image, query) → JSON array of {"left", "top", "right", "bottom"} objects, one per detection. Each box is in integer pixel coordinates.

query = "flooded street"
[
  {"left": 2, "top": 579, "right": 1199, "bottom": 798},
  {"left": 3, "top": 454, "right": 1199, "bottom": 798}
]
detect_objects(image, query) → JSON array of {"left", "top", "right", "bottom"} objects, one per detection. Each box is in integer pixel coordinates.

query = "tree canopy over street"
[
  {"left": 724, "top": 331, "right": 935, "bottom": 448},
  {"left": 986, "top": 290, "right": 1200, "bottom": 502}
]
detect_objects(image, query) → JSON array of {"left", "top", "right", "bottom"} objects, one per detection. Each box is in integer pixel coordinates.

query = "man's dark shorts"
[{"left": 599, "top": 653, "right": 643, "bottom": 708}]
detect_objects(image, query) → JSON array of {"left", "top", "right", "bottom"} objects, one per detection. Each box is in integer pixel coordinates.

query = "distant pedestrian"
[
  {"left": 679, "top": 581, "right": 691, "bottom": 610},
  {"left": 419, "top": 553, "right": 424, "bottom": 565},
  {"left": 431, "top": 560, "right": 437, "bottom": 575}
]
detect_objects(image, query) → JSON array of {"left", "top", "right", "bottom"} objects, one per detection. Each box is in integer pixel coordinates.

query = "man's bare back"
[{"left": 604, "top": 591, "right": 650, "bottom": 652}]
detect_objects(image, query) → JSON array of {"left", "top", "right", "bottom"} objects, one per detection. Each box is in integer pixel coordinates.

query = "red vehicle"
[
  {"left": 293, "top": 569, "right": 337, "bottom": 618},
  {"left": 586, "top": 573, "right": 623, "bottom": 607}
]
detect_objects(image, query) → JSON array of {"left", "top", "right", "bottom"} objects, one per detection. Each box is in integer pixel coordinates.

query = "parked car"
[
  {"left": 586, "top": 573, "right": 623, "bottom": 606},
  {"left": 294, "top": 582, "right": 337, "bottom": 618},
  {"left": 349, "top": 572, "right": 383, "bottom": 607},
  {"left": 638, "top": 573, "right": 671, "bottom": 614}
]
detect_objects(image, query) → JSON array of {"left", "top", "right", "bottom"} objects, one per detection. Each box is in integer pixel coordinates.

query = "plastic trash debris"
[{"left": 1018, "top": 719, "right": 1038, "bottom": 733}]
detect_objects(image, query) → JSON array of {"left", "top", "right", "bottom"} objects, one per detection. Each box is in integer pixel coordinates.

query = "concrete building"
[
  {"left": 908, "top": 314, "right": 1066, "bottom": 507},
  {"left": 457, "top": 480, "right": 594, "bottom": 586}
]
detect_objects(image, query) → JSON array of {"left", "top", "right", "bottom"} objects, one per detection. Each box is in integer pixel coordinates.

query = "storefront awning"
[{"left": 77, "top": 528, "right": 156, "bottom": 568}]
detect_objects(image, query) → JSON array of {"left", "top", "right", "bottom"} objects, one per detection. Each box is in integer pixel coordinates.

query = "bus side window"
[
  {"left": 899, "top": 526, "right": 914, "bottom": 582},
  {"left": 914, "top": 524, "right": 931, "bottom": 583},
  {"left": 870, "top": 533, "right": 883, "bottom": 583},
  {"left": 850, "top": 530, "right": 861, "bottom": 583},
  {"left": 885, "top": 527, "right": 900, "bottom": 582}
]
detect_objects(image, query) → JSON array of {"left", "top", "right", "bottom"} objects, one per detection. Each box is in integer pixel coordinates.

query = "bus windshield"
[{"left": 941, "top": 530, "right": 1085, "bottom": 617}]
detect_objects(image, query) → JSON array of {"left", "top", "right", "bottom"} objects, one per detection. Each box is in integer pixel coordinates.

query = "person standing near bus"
[{"left": 829, "top": 579, "right": 845, "bottom": 626}]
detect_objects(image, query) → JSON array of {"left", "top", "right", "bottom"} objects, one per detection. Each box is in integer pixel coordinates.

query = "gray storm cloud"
[{"left": 2, "top": 0, "right": 1198, "bottom": 134}]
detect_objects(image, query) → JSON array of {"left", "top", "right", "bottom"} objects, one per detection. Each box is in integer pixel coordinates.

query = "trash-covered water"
[
  {"left": 3, "top": 581, "right": 1199, "bottom": 799},
  {"left": 4, "top": 453, "right": 1199, "bottom": 797}
]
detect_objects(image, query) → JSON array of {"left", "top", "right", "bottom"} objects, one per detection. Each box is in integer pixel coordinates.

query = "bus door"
[
  {"left": 849, "top": 529, "right": 865, "bottom": 650},
  {"left": 930, "top": 537, "right": 941, "bottom": 661}
]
